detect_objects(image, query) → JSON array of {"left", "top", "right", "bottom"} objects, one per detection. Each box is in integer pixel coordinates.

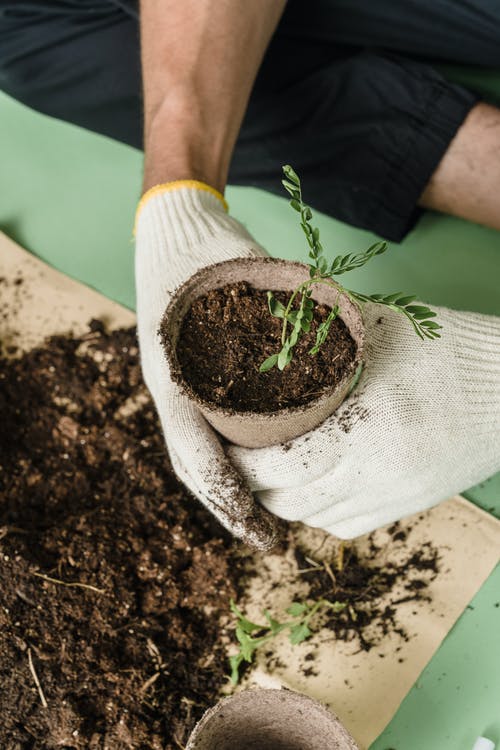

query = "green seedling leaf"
[
  {"left": 318, "top": 256, "right": 328, "bottom": 274},
  {"left": 412, "top": 310, "right": 437, "bottom": 320},
  {"left": 290, "top": 198, "right": 301, "bottom": 211},
  {"left": 235, "top": 626, "right": 255, "bottom": 661},
  {"left": 229, "top": 653, "right": 244, "bottom": 684},
  {"left": 282, "top": 164, "right": 300, "bottom": 185},
  {"left": 395, "top": 295, "right": 417, "bottom": 306},
  {"left": 300, "top": 318, "right": 311, "bottom": 332},
  {"left": 286, "top": 602, "right": 309, "bottom": 617},
  {"left": 382, "top": 292, "right": 405, "bottom": 304},
  {"left": 420, "top": 320, "right": 442, "bottom": 329},
  {"left": 405, "top": 305, "right": 433, "bottom": 315},
  {"left": 230, "top": 599, "right": 263, "bottom": 633},
  {"left": 289, "top": 623, "right": 312, "bottom": 645},
  {"left": 267, "top": 291, "right": 286, "bottom": 319},
  {"left": 303, "top": 308, "right": 314, "bottom": 322},
  {"left": 278, "top": 346, "right": 293, "bottom": 371},
  {"left": 282, "top": 178, "right": 299, "bottom": 194},
  {"left": 259, "top": 353, "right": 279, "bottom": 372},
  {"left": 264, "top": 610, "right": 285, "bottom": 635}
]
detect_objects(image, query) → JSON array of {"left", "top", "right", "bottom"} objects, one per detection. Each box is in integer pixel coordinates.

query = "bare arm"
[{"left": 139, "top": 0, "right": 287, "bottom": 193}]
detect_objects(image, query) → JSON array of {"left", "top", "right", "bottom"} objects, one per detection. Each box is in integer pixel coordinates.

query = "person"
[{"left": 1, "top": 0, "right": 499, "bottom": 549}]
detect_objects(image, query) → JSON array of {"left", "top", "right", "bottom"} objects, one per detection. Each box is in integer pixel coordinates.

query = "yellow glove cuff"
[{"left": 133, "top": 180, "right": 228, "bottom": 235}]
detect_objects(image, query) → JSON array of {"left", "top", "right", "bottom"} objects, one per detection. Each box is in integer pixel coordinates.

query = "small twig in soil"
[
  {"left": 323, "top": 560, "right": 337, "bottom": 589},
  {"left": 139, "top": 672, "right": 160, "bottom": 693},
  {"left": 297, "top": 566, "right": 323, "bottom": 574},
  {"left": 32, "top": 571, "right": 105, "bottom": 594},
  {"left": 0, "top": 525, "right": 29, "bottom": 539},
  {"left": 172, "top": 734, "right": 187, "bottom": 750},
  {"left": 337, "top": 542, "right": 345, "bottom": 572},
  {"left": 15, "top": 588, "right": 36, "bottom": 607},
  {"left": 27, "top": 648, "right": 48, "bottom": 708}
]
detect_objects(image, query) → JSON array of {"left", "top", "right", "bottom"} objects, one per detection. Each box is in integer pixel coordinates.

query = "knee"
[{"left": 0, "top": 10, "right": 42, "bottom": 103}]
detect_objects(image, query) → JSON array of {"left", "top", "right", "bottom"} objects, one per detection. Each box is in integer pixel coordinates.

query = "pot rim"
[
  {"left": 186, "top": 687, "right": 359, "bottom": 749},
  {"left": 161, "top": 256, "right": 365, "bottom": 423}
]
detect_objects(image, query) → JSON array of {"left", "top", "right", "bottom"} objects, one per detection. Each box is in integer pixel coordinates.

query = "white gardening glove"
[
  {"left": 228, "top": 303, "right": 500, "bottom": 538},
  {"left": 134, "top": 181, "right": 280, "bottom": 550}
]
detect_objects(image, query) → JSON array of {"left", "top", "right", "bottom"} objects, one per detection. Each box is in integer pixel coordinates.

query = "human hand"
[
  {"left": 228, "top": 303, "right": 500, "bottom": 538},
  {"left": 134, "top": 182, "right": 280, "bottom": 550}
]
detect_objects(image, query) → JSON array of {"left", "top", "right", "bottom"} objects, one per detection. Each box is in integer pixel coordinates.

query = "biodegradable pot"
[
  {"left": 185, "top": 689, "right": 359, "bottom": 750},
  {"left": 162, "top": 257, "right": 364, "bottom": 448}
]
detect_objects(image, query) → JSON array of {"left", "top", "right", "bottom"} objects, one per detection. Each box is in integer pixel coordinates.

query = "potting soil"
[
  {"left": 0, "top": 322, "right": 245, "bottom": 749},
  {"left": 171, "top": 282, "right": 357, "bottom": 412},
  {"left": 0, "top": 320, "right": 439, "bottom": 749}
]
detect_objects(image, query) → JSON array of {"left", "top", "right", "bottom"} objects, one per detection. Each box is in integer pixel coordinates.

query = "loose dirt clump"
[
  {"left": 0, "top": 321, "right": 246, "bottom": 750},
  {"left": 170, "top": 282, "right": 357, "bottom": 412},
  {"left": 294, "top": 531, "right": 439, "bottom": 654}
]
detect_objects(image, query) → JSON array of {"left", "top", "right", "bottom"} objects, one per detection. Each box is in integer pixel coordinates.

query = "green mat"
[{"left": 1, "top": 66, "right": 499, "bottom": 748}]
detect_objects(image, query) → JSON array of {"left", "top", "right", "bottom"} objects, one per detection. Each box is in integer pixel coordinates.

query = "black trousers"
[{"left": 1, "top": 1, "right": 499, "bottom": 241}]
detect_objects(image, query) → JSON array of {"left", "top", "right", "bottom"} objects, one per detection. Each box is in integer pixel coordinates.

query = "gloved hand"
[
  {"left": 227, "top": 302, "right": 500, "bottom": 538},
  {"left": 134, "top": 181, "right": 280, "bottom": 550}
]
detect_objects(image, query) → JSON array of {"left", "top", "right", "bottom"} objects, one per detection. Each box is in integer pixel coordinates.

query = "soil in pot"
[{"left": 168, "top": 281, "right": 357, "bottom": 413}]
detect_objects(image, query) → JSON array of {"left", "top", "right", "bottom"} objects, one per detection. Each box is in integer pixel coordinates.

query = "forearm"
[{"left": 139, "top": 0, "right": 286, "bottom": 193}]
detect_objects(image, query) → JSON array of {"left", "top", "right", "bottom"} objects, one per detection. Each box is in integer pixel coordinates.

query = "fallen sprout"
[{"left": 228, "top": 597, "right": 346, "bottom": 684}]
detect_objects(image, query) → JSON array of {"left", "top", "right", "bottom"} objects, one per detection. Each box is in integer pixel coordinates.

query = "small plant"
[
  {"left": 260, "top": 165, "right": 441, "bottom": 372},
  {"left": 228, "top": 597, "right": 346, "bottom": 684}
]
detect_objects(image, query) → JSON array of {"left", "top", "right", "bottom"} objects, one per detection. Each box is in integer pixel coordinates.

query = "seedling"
[
  {"left": 260, "top": 165, "right": 441, "bottom": 372},
  {"left": 228, "top": 597, "right": 346, "bottom": 684}
]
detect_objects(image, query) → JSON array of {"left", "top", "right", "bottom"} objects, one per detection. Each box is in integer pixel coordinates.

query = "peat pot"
[
  {"left": 185, "top": 688, "right": 359, "bottom": 750},
  {"left": 161, "top": 257, "right": 364, "bottom": 448}
]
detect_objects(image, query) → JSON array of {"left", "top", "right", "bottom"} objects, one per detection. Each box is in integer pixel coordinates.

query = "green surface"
[{"left": 1, "top": 82, "right": 499, "bottom": 749}]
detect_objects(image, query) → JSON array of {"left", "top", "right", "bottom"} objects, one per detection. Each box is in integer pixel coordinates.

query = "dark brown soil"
[
  {"left": 294, "top": 530, "right": 440, "bottom": 654},
  {"left": 0, "top": 321, "right": 245, "bottom": 750},
  {"left": 0, "top": 315, "right": 439, "bottom": 749},
  {"left": 170, "top": 282, "right": 357, "bottom": 412}
]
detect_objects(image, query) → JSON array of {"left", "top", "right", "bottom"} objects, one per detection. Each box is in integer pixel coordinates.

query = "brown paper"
[
  {"left": 231, "top": 499, "right": 500, "bottom": 749},
  {"left": 0, "top": 231, "right": 134, "bottom": 353},
  {"left": 2, "top": 231, "right": 500, "bottom": 749}
]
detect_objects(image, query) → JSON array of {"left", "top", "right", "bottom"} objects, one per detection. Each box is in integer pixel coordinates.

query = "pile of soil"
[
  {"left": 170, "top": 282, "right": 357, "bottom": 412},
  {"left": 0, "top": 316, "right": 439, "bottom": 749},
  {"left": 0, "top": 322, "right": 245, "bottom": 750}
]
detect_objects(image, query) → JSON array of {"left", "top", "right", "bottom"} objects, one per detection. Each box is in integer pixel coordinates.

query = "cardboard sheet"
[
  {"left": 235, "top": 501, "right": 500, "bottom": 748},
  {"left": 1, "top": 230, "right": 500, "bottom": 749}
]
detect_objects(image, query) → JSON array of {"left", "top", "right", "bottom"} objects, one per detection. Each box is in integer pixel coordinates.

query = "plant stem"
[{"left": 280, "top": 277, "right": 342, "bottom": 345}]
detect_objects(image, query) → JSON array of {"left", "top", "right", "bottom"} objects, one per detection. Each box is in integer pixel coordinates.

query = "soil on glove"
[
  {"left": 0, "top": 321, "right": 245, "bottom": 750},
  {"left": 169, "top": 282, "right": 357, "bottom": 412}
]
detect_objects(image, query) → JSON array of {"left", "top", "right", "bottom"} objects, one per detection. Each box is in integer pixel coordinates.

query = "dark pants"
[{"left": 1, "top": 1, "right": 499, "bottom": 241}]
